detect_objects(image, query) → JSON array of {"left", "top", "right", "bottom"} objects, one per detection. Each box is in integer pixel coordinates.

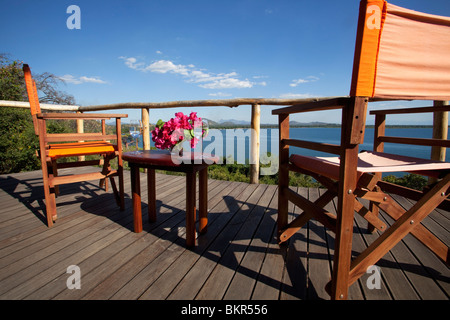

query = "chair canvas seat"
[
  {"left": 48, "top": 141, "right": 116, "bottom": 159},
  {"left": 290, "top": 151, "right": 450, "bottom": 180}
]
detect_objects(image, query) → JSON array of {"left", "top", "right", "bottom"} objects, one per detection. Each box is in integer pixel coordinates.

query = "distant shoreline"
[{"left": 205, "top": 124, "right": 436, "bottom": 129}]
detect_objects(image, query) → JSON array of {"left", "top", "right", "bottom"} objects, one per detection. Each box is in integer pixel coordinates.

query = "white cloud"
[
  {"left": 208, "top": 92, "right": 233, "bottom": 97},
  {"left": 144, "top": 60, "right": 191, "bottom": 76},
  {"left": 79, "top": 76, "right": 107, "bottom": 84},
  {"left": 119, "top": 56, "right": 262, "bottom": 90},
  {"left": 279, "top": 93, "right": 316, "bottom": 99},
  {"left": 290, "top": 76, "right": 319, "bottom": 87},
  {"left": 60, "top": 74, "right": 106, "bottom": 84},
  {"left": 199, "top": 77, "right": 253, "bottom": 89}
]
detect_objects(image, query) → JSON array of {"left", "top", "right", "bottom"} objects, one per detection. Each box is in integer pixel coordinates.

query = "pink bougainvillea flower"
[{"left": 151, "top": 111, "right": 206, "bottom": 150}]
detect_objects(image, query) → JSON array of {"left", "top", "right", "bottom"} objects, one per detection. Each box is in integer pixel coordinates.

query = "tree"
[
  {"left": 0, "top": 55, "right": 27, "bottom": 101},
  {"left": 0, "top": 54, "right": 75, "bottom": 105},
  {"left": 0, "top": 54, "right": 76, "bottom": 173}
]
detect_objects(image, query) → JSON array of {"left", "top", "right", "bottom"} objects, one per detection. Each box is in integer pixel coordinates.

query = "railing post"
[
  {"left": 431, "top": 100, "right": 448, "bottom": 161},
  {"left": 250, "top": 103, "right": 260, "bottom": 184},
  {"left": 141, "top": 108, "right": 150, "bottom": 151},
  {"left": 76, "top": 111, "right": 85, "bottom": 161},
  {"left": 430, "top": 100, "right": 448, "bottom": 183}
]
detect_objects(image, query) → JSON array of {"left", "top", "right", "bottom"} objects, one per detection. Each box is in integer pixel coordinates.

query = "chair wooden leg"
[
  {"left": 349, "top": 174, "right": 450, "bottom": 284},
  {"left": 277, "top": 113, "right": 290, "bottom": 241},
  {"left": 199, "top": 167, "right": 208, "bottom": 234},
  {"left": 331, "top": 186, "right": 356, "bottom": 300},
  {"left": 42, "top": 163, "right": 57, "bottom": 227},
  {"left": 368, "top": 174, "right": 382, "bottom": 233},
  {"left": 331, "top": 128, "right": 360, "bottom": 300},
  {"left": 99, "top": 178, "right": 109, "bottom": 192},
  {"left": 109, "top": 176, "right": 120, "bottom": 207},
  {"left": 103, "top": 154, "right": 124, "bottom": 211},
  {"left": 51, "top": 160, "right": 60, "bottom": 197},
  {"left": 147, "top": 169, "right": 156, "bottom": 222},
  {"left": 118, "top": 161, "right": 125, "bottom": 211}
]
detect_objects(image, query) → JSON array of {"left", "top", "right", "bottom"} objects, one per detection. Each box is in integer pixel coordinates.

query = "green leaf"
[
  {"left": 156, "top": 119, "right": 165, "bottom": 129},
  {"left": 184, "top": 129, "right": 192, "bottom": 140}
]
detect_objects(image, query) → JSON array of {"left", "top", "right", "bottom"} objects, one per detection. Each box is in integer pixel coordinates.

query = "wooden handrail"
[
  {"left": 271, "top": 97, "right": 349, "bottom": 115},
  {"left": 77, "top": 97, "right": 342, "bottom": 112},
  {"left": 378, "top": 136, "right": 450, "bottom": 148},
  {"left": 370, "top": 105, "right": 450, "bottom": 115}
]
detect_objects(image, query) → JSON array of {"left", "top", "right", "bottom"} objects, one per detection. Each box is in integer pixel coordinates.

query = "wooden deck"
[{"left": 0, "top": 166, "right": 449, "bottom": 301}]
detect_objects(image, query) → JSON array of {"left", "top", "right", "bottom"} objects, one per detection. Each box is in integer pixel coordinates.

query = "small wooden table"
[{"left": 122, "top": 150, "right": 219, "bottom": 247}]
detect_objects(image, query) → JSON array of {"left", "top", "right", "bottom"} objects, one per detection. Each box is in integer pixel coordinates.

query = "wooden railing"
[{"left": 1, "top": 98, "right": 447, "bottom": 184}]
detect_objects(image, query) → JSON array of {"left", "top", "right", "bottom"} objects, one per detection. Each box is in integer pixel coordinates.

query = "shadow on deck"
[{"left": 0, "top": 167, "right": 448, "bottom": 301}]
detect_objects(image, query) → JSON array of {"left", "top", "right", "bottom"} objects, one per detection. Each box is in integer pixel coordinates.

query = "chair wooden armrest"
[
  {"left": 273, "top": 96, "right": 367, "bottom": 153},
  {"left": 370, "top": 104, "right": 450, "bottom": 116},
  {"left": 44, "top": 133, "right": 119, "bottom": 143},
  {"left": 36, "top": 112, "right": 127, "bottom": 143},
  {"left": 272, "top": 97, "right": 350, "bottom": 115},
  {"left": 371, "top": 105, "right": 450, "bottom": 149},
  {"left": 36, "top": 112, "right": 128, "bottom": 120}
]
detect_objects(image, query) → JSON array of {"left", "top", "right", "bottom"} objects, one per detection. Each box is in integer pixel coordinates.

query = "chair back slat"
[
  {"left": 23, "top": 64, "right": 41, "bottom": 135},
  {"left": 351, "top": 0, "right": 450, "bottom": 101}
]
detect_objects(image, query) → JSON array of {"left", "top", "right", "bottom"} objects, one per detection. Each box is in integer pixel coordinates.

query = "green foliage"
[
  {"left": 382, "top": 174, "right": 428, "bottom": 191},
  {"left": 0, "top": 57, "right": 26, "bottom": 101},
  {"left": 0, "top": 55, "right": 78, "bottom": 174},
  {"left": 0, "top": 107, "right": 40, "bottom": 173},
  {"left": 206, "top": 155, "right": 321, "bottom": 187},
  {"left": 208, "top": 162, "right": 250, "bottom": 183}
]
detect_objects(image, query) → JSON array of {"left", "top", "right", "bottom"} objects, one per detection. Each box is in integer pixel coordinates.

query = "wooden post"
[
  {"left": 430, "top": 101, "right": 448, "bottom": 184},
  {"left": 250, "top": 104, "right": 260, "bottom": 184},
  {"left": 76, "top": 111, "right": 85, "bottom": 161},
  {"left": 141, "top": 108, "right": 150, "bottom": 151},
  {"left": 431, "top": 101, "right": 448, "bottom": 161}
]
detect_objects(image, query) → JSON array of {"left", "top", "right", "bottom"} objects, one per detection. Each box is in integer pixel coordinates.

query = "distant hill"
[
  {"left": 289, "top": 121, "right": 340, "bottom": 127},
  {"left": 143, "top": 118, "right": 433, "bottom": 130}
]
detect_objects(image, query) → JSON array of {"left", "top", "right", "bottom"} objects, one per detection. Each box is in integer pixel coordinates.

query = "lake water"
[{"left": 141, "top": 127, "right": 447, "bottom": 163}]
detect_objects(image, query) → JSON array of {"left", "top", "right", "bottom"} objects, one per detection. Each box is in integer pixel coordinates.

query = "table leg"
[
  {"left": 186, "top": 171, "right": 196, "bottom": 247},
  {"left": 147, "top": 168, "right": 156, "bottom": 222},
  {"left": 199, "top": 167, "right": 208, "bottom": 234},
  {"left": 130, "top": 165, "right": 143, "bottom": 233}
]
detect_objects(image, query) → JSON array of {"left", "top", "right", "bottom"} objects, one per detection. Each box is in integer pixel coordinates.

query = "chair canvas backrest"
[
  {"left": 350, "top": 0, "right": 450, "bottom": 101},
  {"left": 23, "top": 64, "right": 42, "bottom": 135}
]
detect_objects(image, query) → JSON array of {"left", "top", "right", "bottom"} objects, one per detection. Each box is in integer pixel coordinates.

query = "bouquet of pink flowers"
[{"left": 151, "top": 112, "right": 208, "bottom": 151}]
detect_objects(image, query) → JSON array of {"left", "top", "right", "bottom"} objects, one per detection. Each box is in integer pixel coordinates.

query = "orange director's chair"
[
  {"left": 273, "top": 0, "right": 450, "bottom": 299},
  {"left": 23, "top": 64, "right": 127, "bottom": 227}
]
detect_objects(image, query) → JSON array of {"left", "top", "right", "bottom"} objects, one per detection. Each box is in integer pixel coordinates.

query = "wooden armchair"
[
  {"left": 272, "top": 0, "right": 450, "bottom": 299},
  {"left": 23, "top": 64, "right": 127, "bottom": 227}
]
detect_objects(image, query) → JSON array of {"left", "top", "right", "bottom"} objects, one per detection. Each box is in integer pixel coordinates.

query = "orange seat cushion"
[{"left": 48, "top": 141, "right": 116, "bottom": 159}]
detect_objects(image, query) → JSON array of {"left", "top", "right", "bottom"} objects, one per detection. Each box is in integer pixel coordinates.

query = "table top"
[{"left": 122, "top": 149, "right": 219, "bottom": 167}]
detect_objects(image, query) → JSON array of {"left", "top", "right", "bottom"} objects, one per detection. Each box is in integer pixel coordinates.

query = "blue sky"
[{"left": 1, "top": 0, "right": 450, "bottom": 125}]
